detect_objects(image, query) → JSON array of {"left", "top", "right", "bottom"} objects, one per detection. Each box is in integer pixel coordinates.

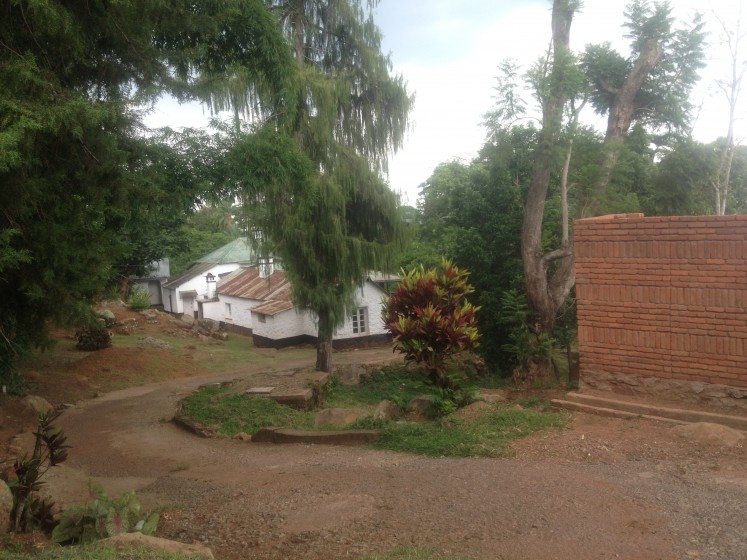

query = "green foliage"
[
  {"left": 373, "top": 407, "right": 566, "bottom": 458},
  {"left": 225, "top": 0, "right": 412, "bottom": 370},
  {"left": 8, "top": 411, "right": 69, "bottom": 534},
  {"left": 126, "top": 289, "right": 151, "bottom": 312},
  {"left": 0, "top": 0, "right": 293, "bottom": 383},
  {"left": 383, "top": 261, "right": 480, "bottom": 389},
  {"left": 181, "top": 386, "right": 315, "bottom": 435},
  {"left": 52, "top": 489, "right": 158, "bottom": 545}
]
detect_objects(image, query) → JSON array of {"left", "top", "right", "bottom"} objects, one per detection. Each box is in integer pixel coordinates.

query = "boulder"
[
  {"left": 136, "top": 336, "right": 172, "bottom": 350},
  {"left": 95, "top": 309, "right": 117, "bottom": 327},
  {"left": 102, "top": 533, "right": 214, "bottom": 560},
  {"left": 372, "top": 400, "right": 401, "bottom": 421},
  {"left": 211, "top": 331, "right": 228, "bottom": 341},
  {"left": 22, "top": 395, "right": 54, "bottom": 416},
  {"left": 179, "top": 314, "right": 194, "bottom": 326},
  {"left": 314, "top": 408, "right": 366, "bottom": 427},
  {"left": 673, "top": 422, "right": 745, "bottom": 448},
  {"left": 0, "top": 480, "right": 12, "bottom": 534},
  {"left": 407, "top": 394, "right": 435, "bottom": 416},
  {"left": 196, "top": 318, "right": 218, "bottom": 334}
]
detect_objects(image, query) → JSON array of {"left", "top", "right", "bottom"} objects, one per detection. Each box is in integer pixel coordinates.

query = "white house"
[
  {"left": 162, "top": 238, "right": 256, "bottom": 317},
  {"left": 209, "top": 264, "right": 395, "bottom": 348},
  {"left": 130, "top": 259, "right": 170, "bottom": 307}
]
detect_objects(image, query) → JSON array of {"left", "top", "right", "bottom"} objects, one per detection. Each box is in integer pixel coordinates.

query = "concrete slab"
[
  {"left": 269, "top": 388, "right": 314, "bottom": 410},
  {"left": 251, "top": 427, "right": 381, "bottom": 445}
]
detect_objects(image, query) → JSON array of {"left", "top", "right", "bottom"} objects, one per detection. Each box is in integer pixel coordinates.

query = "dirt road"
[{"left": 43, "top": 350, "right": 746, "bottom": 560}]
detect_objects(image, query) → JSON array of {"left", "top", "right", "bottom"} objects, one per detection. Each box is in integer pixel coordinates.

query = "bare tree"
[{"left": 712, "top": 8, "right": 746, "bottom": 215}]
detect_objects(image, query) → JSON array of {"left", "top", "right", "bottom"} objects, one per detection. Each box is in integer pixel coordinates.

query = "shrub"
[
  {"left": 8, "top": 410, "right": 69, "bottom": 533},
  {"left": 126, "top": 288, "right": 151, "bottom": 311},
  {"left": 75, "top": 327, "right": 112, "bottom": 351},
  {"left": 52, "top": 489, "right": 159, "bottom": 545},
  {"left": 383, "top": 260, "right": 480, "bottom": 389}
]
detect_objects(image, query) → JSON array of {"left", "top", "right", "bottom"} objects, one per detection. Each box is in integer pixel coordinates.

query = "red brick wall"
[{"left": 574, "top": 213, "right": 747, "bottom": 389}]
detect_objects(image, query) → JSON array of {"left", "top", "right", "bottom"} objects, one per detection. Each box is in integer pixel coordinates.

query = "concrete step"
[
  {"left": 550, "top": 399, "right": 686, "bottom": 425},
  {"left": 251, "top": 427, "right": 381, "bottom": 445},
  {"left": 563, "top": 392, "right": 747, "bottom": 431},
  {"left": 269, "top": 388, "right": 314, "bottom": 410}
]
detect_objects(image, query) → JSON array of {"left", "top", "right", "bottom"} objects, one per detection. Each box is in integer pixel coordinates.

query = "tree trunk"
[
  {"left": 315, "top": 307, "right": 333, "bottom": 372},
  {"left": 521, "top": 0, "right": 575, "bottom": 348},
  {"left": 584, "top": 39, "right": 663, "bottom": 217}
]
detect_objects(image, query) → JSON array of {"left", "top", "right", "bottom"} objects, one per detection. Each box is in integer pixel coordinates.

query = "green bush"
[
  {"left": 383, "top": 260, "right": 480, "bottom": 389},
  {"left": 126, "top": 288, "right": 151, "bottom": 311},
  {"left": 52, "top": 489, "right": 158, "bottom": 545}
]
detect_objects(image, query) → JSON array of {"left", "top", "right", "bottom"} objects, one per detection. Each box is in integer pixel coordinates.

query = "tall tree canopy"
[
  {"left": 229, "top": 0, "right": 412, "bottom": 371},
  {"left": 0, "top": 0, "right": 293, "bottom": 388},
  {"left": 519, "top": 0, "right": 704, "bottom": 377}
]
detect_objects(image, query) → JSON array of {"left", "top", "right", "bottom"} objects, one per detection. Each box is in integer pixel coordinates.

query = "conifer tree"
[
  {"left": 0, "top": 0, "right": 293, "bottom": 388},
  {"left": 231, "top": 0, "right": 412, "bottom": 371}
]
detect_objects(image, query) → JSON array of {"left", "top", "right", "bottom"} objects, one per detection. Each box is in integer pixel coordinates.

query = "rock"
[
  {"left": 673, "top": 422, "right": 745, "bottom": 448},
  {"left": 196, "top": 318, "right": 218, "bottom": 334},
  {"left": 140, "top": 309, "right": 158, "bottom": 320},
  {"left": 179, "top": 314, "right": 194, "bottom": 326},
  {"left": 245, "top": 387, "right": 275, "bottom": 395},
  {"left": 0, "top": 480, "right": 12, "bottom": 535},
  {"left": 314, "top": 408, "right": 366, "bottom": 427},
  {"left": 270, "top": 389, "right": 314, "bottom": 410},
  {"left": 95, "top": 309, "right": 117, "bottom": 327},
  {"left": 22, "top": 395, "right": 54, "bottom": 416},
  {"left": 102, "top": 533, "right": 214, "bottom": 560},
  {"left": 407, "top": 394, "right": 435, "bottom": 416},
  {"left": 211, "top": 331, "right": 228, "bottom": 341},
  {"left": 233, "top": 432, "right": 252, "bottom": 442},
  {"left": 372, "top": 400, "right": 400, "bottom": 421},
  {"left": 136, "top": 336, "right": 172, "bottom": 350},
  {"left": 197, "top": 334, "right": 212, "bottom": 344}
]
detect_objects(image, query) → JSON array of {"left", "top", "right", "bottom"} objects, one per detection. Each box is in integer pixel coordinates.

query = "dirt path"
[{"left": 35, "top": 351, "right": 746, "bottom": 560}]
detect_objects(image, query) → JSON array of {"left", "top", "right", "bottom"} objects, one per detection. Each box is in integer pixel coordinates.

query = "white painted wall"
[
  {"left": 203, "top": 294, "right": 259, "bottom": 328},
  {"left": 251, "top": 280, "right": 389, "bottom": 342},
  {"left": 164, "top": 263, "right": 242, "bottom": 314},
  {"left": 334, "top": 281, "right": 389, "bottom": 340}
]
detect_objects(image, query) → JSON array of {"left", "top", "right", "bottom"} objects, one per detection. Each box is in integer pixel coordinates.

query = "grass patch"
[
  {"left": 180, "top": 385, "right": 314, "bottom": 435},
  {"left": 374, "top": 408, "right": 566, "bottom": 457},
  {"left": 0, "top": 544, "right": 196, "bottom": 560},
  {"left": 325, "top": 367, "right": 437, "bottom": 409},
  {"left": 180, "top": 378, "right": 568, "bottom": 457},
  {"left": 359, "top": 547, "right": 473, "bottom": 560}
]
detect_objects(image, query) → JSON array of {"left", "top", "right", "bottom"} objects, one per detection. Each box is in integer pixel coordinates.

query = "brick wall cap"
[{"left": 576, "top": 213, "right": 645, "bottom": 224}]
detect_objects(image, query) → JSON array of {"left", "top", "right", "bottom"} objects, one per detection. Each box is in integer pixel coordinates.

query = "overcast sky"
[{"left": 143, "top": 0, "right": 746, "bottom": 206}]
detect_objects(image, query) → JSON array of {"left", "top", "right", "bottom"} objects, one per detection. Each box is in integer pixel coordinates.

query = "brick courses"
[{"left": 574, "top": 213, "right": 747, "bottom": 390}]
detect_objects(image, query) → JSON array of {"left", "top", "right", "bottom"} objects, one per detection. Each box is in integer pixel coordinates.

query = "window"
[
  {"left": 352, "top": 307, "right": 367, "bottom": 334},
  {"left": 257, "top": 313, "right": 266, "bottom": 323},
  {"left": 225, "top": 303, "right": 232, "bottom": 317}
]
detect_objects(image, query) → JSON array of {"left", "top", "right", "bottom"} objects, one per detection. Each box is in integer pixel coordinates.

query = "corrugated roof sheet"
[
  {"left": 217, "top": 266, "right": 294, "bottom": 316},
  {"left": 217, "top": 267, "right": 291, "bottom": 301},
  {"left": 163, "top": 261, "right": 214, "bottom": 290},
  {"left": 251, "top": 299, "right": 294, "bottom": 316},
  {"left": 196, "top": 238, "right": 256, "bottom": 265}
]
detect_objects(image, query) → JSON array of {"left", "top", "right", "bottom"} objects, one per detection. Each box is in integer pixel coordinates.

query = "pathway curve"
[{"left": 43, "top": 348, "right": 746, "bottom": 560}]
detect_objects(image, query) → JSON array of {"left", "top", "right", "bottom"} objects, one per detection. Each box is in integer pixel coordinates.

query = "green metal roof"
[{"left": 196, "top": 238, "right": 256, "bottom": 265}]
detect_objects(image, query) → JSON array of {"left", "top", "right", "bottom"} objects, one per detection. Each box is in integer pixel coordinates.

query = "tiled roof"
[{"left": 162, "top": 262, "right": 215, "bottom": 290}]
